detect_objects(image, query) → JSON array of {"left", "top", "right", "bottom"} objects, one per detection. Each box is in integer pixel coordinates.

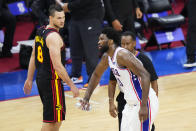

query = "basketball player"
[
  {"left": 23, "top": 4, "right": 79, "bottom": 131},
  {"left": 108, "top": 31, "right": 158, "bottom": 131},
  {"left": 80, "top": 27, "right": 158, "bottom": 131}
]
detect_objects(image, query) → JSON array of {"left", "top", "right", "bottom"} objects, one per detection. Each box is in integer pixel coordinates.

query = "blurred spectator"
[
  {"left": 0, "top": 0, "right": 16, "bottom": 58},
  {"left": 103, "top": 0, "right": 142, "bottom": 33},
  {"left": 31, "top": 0, "right": 55, "bottom": 26},
  {"left": 184, "top": 0, "right": 196, "bottom": 67},
  {"left": 180, "top": 0, "right": 188, "bottom": 18},
  {"left": 61, "top": 0, "right": 104, "bottom": 86}
]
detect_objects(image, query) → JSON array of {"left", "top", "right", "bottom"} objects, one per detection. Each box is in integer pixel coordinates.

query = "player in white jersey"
[{"left": 79, "top": 27, "right": 159, "bottom": 131}]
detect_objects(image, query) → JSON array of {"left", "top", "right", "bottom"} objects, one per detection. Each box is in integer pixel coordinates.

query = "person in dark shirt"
[
  {"left": 0, "top": 0, "right": 16, "bottom": 58},
  {"left": 60, "top": 0, "right": 104, "bottom": 87},
  {"left": 103, "top": 0, "right": 142, "bottom": 33},
  {"left": 109, "top": 31, "right": 158, "bottom": 131}
]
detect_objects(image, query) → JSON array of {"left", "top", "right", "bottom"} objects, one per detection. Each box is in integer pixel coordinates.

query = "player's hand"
[
  {"left": 109, "top": 103, "right": 118, "bottom": 118},
  {"left": 139, "top": 105, "right": 149, "bottom": 122},
  {"left": 23, "top": 80, "right": 33, "bottom": 95},
  {"left": 136, "top": 8, "right": 143, "bottom": 19},
  {"left": 62, "top": 3, "right": 70, "bottom": 13},
  {"left": 112, "top": 19, "right": 123, "bottom": 31},
  {"left": 70, "top": 85, "right": 79, "bottom": 98},
  {"left": 79, "top": 98, "right": 90, "bottom": 111}
]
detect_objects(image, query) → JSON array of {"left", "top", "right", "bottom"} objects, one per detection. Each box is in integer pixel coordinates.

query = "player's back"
[{"left": 35, "top": 26, "right": 65, "bottom": 80}]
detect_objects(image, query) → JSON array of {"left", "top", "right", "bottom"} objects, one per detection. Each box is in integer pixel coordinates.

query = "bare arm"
[
  {"left": 27, "top": 44, "right": 36, "bottom": 81},
  {"left": 23, "top": 43, "right": 36, "bottom": 95},
  {"left": 108, "top": 80, "right": 118, "bottom": 118},
  {"left": 117, "top": 49, "right": 150, "bottom": 121},
  {"left": 151, "top": 80, "right": 158, "bottom": 97},
  {"left": 46, "top": 32, "right": 79, "bottom": 97},
  {"left": 84, "top": 53, "right": 109, "bottom": 101},
  {"left": 108, "top": 80, "right": 117, "bottom": 103}
]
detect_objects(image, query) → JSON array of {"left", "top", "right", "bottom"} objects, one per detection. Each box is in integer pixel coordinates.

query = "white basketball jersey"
[{"left": 108, "top": 47, "right": 144, "bottom": 105}]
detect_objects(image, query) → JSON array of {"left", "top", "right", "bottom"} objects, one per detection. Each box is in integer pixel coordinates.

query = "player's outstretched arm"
[
  {"left": 24, "top": 43, "right": 36, "bottom": 95},
  {"left": 80, "top": 53, "right": 109, "bottom": 110},
  {"left": 46, "top": 32, "right": 79, "bottom": 97},
  {"left": 117, "top": 49, "right": 150, "bottom": 122}
]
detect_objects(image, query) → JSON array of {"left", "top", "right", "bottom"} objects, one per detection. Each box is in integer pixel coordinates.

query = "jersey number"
[
  {"left": 35, "top": 36, "right": 44, "bottom": 63},
  {"left": 37, "top": 45, "right": 43, "bottom": 63}
]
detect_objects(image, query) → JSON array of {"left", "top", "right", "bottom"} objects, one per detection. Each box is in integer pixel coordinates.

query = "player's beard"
[{"left": 99, "top": 44, "right": 109, "bottom": 54}]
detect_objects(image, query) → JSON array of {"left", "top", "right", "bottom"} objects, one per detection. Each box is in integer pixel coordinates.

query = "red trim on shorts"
[
  {"left": 51, "top": 80, "right": 56, "bottom": 122},
  {"left": 50, "top": 59, "right": 57, "bottom": 121},
  {"left": 50, "top": 59, "right": 55, "bottom": 79},
  {"left": 58, "top": 80, "right": 63, "bottom": 121},
  {"left": 54, "top": 81, "right": 57, "bottom": 121},
  {"left": 43, "top": 120, "right": 56, "bottom": 123}
]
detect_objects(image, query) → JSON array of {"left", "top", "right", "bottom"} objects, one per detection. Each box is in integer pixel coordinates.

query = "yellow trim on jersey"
[{"left": 55, "top": 71, "right": 61, "bottom": 122}]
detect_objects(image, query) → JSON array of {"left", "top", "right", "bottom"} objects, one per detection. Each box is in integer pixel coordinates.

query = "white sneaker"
[
  {"left": 183, "top": 61, "right": 196, "bottom": 68},
  {"left": 71, "top": 76, "right": 83, "bottom": 84},
  {"left": 63, "top": 76, "right": 83, "bottom": 86}
]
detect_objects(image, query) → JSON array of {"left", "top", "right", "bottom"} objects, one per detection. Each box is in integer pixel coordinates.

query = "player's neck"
[{"left": 46, "top": 24, "right": 59, "bottom": 32}]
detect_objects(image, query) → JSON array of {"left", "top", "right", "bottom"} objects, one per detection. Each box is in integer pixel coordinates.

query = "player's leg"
[
  {"left": 121, "top": 104, "right": 140, "bottom": 131},
  {"left": 141, "top": 89, "right": 159, "bottom": 131},
  {"left": 37, "top": 79, "right": 66, "bottom": 131},
  {"left": 121, "top": 102, "right": 153, "bottom": 131},
  {"left": 149, "top": 88, "right": 159, "bottom": 129},
  {"left": 41, "top": 122, "right": 62, "bottom": 131}
]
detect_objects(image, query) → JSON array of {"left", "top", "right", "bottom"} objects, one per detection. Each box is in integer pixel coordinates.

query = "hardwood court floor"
[{"left": 0, "top": 71, "right": 196, "bottom": 131}]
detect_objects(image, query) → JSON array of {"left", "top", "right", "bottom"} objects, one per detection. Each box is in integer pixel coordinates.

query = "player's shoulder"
[
  {"left": 47, "top": 31, "right": 59, "bottom": 37},
  {"left": 118, "top": 48, "right": 133, "bottom": 58},
  {"left": 46, "top": 31, "right": 60, "bottom": 41},
  {"left": 101, "top": 53, "right": 109, "bottom": 60}
]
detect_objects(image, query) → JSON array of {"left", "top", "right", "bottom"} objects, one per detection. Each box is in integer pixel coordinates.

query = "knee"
[
  {"left": 51, "top": 122, "right": 62, "bottom": 129},
  {"left": 42, "top": 122, "right": 62, "bottom": 131}
]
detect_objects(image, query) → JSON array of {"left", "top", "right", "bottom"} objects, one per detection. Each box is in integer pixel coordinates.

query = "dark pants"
[
  {"left": 69, "top": 18, "right": 102, "bottom": 78},
  {"left": 108, "top": 15, "right": 135, "bottom": 34},
  {"left": 186, "top": 0, "right": 196, "bottom": 61},
  {"left": 116, "top": 92, "right": 126, "bottom": 131},
  {"left": 117, "top": 92, "right": 155, "bottom": 131},
  {"left": 0, "top": 8, "right": 16, "bottom": 53},
  {"left": 121, "top": 15, "right": 135, "bottom": 34}
]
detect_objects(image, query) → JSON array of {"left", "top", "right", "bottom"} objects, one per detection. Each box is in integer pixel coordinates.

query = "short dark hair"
[
  {"left": 121, "top": 31, "right": 136, "bottom": 41},
  {"left": 49, "top": 4, "right": 63, "bottom": 16},
  {"left": 101, "top": 27, "right": 121, "bottom": 46}
]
